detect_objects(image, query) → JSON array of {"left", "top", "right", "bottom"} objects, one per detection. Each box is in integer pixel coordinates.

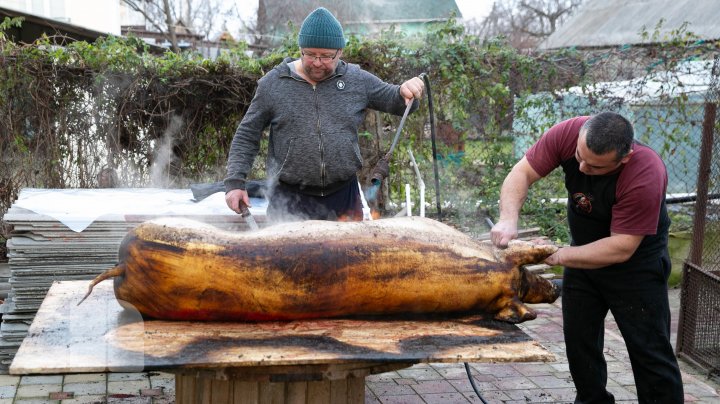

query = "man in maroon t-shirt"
[{"left": 491, "top": 112, "right": 683, "bottom": 403}]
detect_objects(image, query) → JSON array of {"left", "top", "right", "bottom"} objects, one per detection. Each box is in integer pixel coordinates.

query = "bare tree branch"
[{"left": 477, "top": 0, "right": 584, "bottom": 49}]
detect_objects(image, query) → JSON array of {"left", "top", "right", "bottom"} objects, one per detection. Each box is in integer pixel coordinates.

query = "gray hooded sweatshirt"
[{"left": 224, "top": 57, "right": 418, "bottom": 196}]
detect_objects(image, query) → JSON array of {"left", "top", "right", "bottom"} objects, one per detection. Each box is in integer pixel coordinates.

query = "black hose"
[
  {"left": 420, "top": 73, "right": 442, "bottom": 221},
  {"left": 464, "top": 362, "right": 489, "bottom": 404}
]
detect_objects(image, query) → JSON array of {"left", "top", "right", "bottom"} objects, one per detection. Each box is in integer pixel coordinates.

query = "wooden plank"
[
  {"left": 330, "top": 379, "right": 348, "bottom": 403},
  {"left": 347, "top": 376, "right": 365, "bottom": 402},
  {"left": 11, "top": 281, "right": 555, "bottom": 375},
  {"left": 307, "top": 380, "right": 331, "bottom": 404},
  {"left": 200, "top": 378, "right": 212, "bottom": 404},
  {"left": 211, "top": 379, "right": 232, "bottom": 403},
  {"left": 258, "top": 382, "right": 284, "bottom": 403},
  {"left": 233, "top": 381, "right": 258, "bottom": 404},
  {"left": 286, "top": 381, "right": 308, "bottom": 404}
]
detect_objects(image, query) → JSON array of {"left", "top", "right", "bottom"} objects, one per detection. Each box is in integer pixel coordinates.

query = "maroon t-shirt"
[{"left": 525, "top": 116, "right": 668, "bottom": 236}]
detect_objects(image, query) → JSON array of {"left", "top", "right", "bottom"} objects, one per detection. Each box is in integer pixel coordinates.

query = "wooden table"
[{"left": 10, "top": 281, "right": 554, "bottom": 403}]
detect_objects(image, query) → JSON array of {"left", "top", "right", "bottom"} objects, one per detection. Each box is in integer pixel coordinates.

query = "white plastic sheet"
[{"left": 13, "top": 188, "right": 267, "bottom": 233}]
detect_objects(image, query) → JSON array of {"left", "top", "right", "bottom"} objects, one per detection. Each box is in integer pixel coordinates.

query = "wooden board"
[{"left": 10, "top": 281, "right": 554, "bottom": 375}]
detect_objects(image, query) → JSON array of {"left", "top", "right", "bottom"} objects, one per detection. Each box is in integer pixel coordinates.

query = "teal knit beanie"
[{"left": 298, "top": 7, "right": 346, "bottom": 49}]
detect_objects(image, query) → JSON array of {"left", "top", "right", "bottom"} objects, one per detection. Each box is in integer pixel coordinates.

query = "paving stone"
[
  {"left": 606, "top": 385, "right": 637, "bottom": 400},
  {"left": 0, "top": 375, "right": 19, "bottom": 387},
  {"left": 376, "top": 394, "right": 425, "bottom": 404},
  {"left": 684, "top": 393, "right": 699, "bottom": 402},
  {"left": 0, "top": 385, "right": 16, "bottom": 399},
  {"left": 492, "top": 375, "right": 537, "bottom": 391},
  {"left": 448, "top": 377, "right": 495, "bottom": 393},
  {"left": 15, "top": 383, "right": 62, "bottom": 398},
  {"left": 511, "top": 362, "right": 555, "bottom": 377},
  {"left": 420, "top": 391, "right": 471, "bottom": 403},
  {"left": 151, "top": 397, "right": 176, "bottom": 404},
  {"left": 63, "top": 373, "right": 107, "bottom": 384},
  {"left": 107, "top": 373, "right": 148, "bottom": 382},
  {"left": 63, "top": 382, "right": 107, "bottom": 396},
  {"left": 394, "top": 378, "right": 417, "bottom": 385},
  {"left": 608, "top": 371, "right": 636, "bottom": 386},
  {"left": 14, "top": 400, "right": 59, "bottom": 404},
  {"left": 546, "top": 386, "right": 578, "bottom": 401},
  {"left": 107, "top": 380, "right": 149, "bottom": 395},
  {"left": 528, "top": 374, "right": 574, "bottom": 389},
  {"left": 549, "top": 363, "right": 570, "bottom": 372},
  {"left": 148, "top": 373, "right": 174, "bottom": 391},
  {"left": 471, "top": 363, "right": 522, "bottom": 378},
  {"left": 48, "top": 391, "right": 74, "bottom": 400},
  {"left": 682, "top": 381, "right": 720, "bottom": 398},
  {"left": 107, "top": 397, "right": 150, "bottom": 404},
  {"left": 59, "top": 395, "right": 108, "bottom": 404},
  {"left": 19, "top": 375, "right": 63, "bottom": 385},
  {"left": 364, "top": 394, "right": 381, "bottom": 404},
  {"left": 464, "top": 389, "right": 512, "bottom": 403},
  {"left": 367, "top": 381, "right": 416, "bottom": 397},
  {"left": 410, "top": 379, "right": 457, "bottom": 394},
  {"left": 366, "top": 371, "right": 401, "bottom": 383},
  {"left": 504, "top": 388, "right": 556, "bottom": 402},
  {"left": 0, "top": 399, "right": 11, "bottom": 404},
  {"left": 396, "top": 365, "right": 443, "bottom": 381},
  {"left": 139, "top": 388, "right": 164, "bottom": 397}
]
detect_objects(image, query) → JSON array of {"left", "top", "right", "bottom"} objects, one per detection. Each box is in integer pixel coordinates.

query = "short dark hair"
[{"left": 581, "top": 112, "right": 634, "bottom": 160}]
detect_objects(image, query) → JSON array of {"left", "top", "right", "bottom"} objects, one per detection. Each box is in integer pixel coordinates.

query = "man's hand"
[
  {"left": 544, "top": 248, "right": 564, "bottom": 266},
  {"left": 225, "top": 189, "right": 250, "bottom": 214},
  {"left": 490, "top": 219, "right": 518, "bottom": 248},
  {"left": 400, "top": 77, "right": 425, "bottom": 104}
]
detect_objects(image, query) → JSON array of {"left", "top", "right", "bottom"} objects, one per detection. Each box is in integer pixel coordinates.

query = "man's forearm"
[
  {"left": 545, "top": 234, "right": 644, "bottom": 269},
  {"left": 498, "top": 171, "right": 531, "bottom": 222}
]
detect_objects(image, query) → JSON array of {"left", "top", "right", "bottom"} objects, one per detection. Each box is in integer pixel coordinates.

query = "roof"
[
  {"left": 540, "top": 0, "right": 720, "bottom": 50},
  {"left": 0, "top": 6, "right": 109, "bottom": 44},
  {"left": 563, "top": 60, "right": 715, "bottom": 103}
]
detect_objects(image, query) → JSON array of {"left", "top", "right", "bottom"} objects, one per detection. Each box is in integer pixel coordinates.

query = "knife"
[{"left": 238, "top": 200, "right": 259, "bottom": 231}]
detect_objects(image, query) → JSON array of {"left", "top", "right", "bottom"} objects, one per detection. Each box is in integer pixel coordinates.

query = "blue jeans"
[{"left": 562, "top": 252, "right": 683, "bottom": 404}]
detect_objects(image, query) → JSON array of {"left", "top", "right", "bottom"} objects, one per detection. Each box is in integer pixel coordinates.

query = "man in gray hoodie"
[{"left": 224, "top": 7, "right": 424, "bottom": 222}]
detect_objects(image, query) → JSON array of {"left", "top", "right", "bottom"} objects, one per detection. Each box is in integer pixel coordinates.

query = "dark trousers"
[
  {"left": 267, "top": 177, "right": 363, "bottom": 222},
  {"left": 562, "top": 252, "right": 683, "bottom": 404}
]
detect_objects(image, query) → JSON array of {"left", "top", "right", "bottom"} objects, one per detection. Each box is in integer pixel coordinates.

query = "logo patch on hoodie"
[{"left": 336, "top": 80, "right": 345, "bottom": 90}]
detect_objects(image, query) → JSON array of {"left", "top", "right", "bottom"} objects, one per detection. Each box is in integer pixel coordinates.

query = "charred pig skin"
[{"left": 83, "top": 217, "right": 560, "bottom": 323}]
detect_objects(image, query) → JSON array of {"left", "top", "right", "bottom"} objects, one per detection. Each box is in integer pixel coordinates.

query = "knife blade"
[{"left": 238, "top": 200, "right": 259, "bottom": 231}]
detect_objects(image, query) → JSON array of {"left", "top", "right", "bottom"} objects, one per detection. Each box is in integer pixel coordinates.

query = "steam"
[
  {"left": 365, "top": 183, "right": 381, "bottom": 203},
  {"left": 149, "top": 115, "right": 183, "bottom": 188}
]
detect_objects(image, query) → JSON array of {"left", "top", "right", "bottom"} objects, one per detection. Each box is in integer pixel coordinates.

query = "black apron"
[{"left": 560, "top": 156, "right": 670, "bottom": 269}]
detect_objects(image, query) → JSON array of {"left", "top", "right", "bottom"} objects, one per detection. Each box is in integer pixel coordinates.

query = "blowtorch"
[{"left": 369, "top": 100, "right": 413, "bottom": 187}]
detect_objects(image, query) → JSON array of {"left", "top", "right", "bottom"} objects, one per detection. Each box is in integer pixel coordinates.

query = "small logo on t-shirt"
[
  {"left": 336, "top": 80, "right": 345, "bottom": 90},
  {"left": 572, "top": 192, "right": 593, "bottom": 214}
]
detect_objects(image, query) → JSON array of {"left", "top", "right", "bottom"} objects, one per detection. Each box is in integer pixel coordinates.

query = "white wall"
[{"left": 0, "top": 0, "right": 121, "bottom": 35}]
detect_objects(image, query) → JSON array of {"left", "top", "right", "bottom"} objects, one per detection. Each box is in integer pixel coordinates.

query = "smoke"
[
  {"left": 365, "top": 183, "right": 381, "bottom": 203},
  {"left": 149, "top": 115, "right": 183, "bottom": 188}
]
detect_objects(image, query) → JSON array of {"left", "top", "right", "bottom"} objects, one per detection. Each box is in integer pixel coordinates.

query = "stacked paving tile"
[{"left": 0, "top": 188, "right": 262, "bottom": 370}]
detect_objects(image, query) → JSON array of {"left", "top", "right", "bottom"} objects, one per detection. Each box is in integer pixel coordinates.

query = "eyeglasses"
[{"left": 301, "top": 49, "right": 339, "bottom": 63}]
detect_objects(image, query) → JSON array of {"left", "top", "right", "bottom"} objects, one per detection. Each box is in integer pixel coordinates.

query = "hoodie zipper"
[{"left": 313, "top": 84, "right": 327, "bottom": 195}]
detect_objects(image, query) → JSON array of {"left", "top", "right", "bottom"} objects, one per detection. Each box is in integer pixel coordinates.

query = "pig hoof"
[
  {"left": 494, "top": 303, "right": 537, "bottom": 323},
  {"left": 551, "top": 279, "right": 563, "bottom": 296}
]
